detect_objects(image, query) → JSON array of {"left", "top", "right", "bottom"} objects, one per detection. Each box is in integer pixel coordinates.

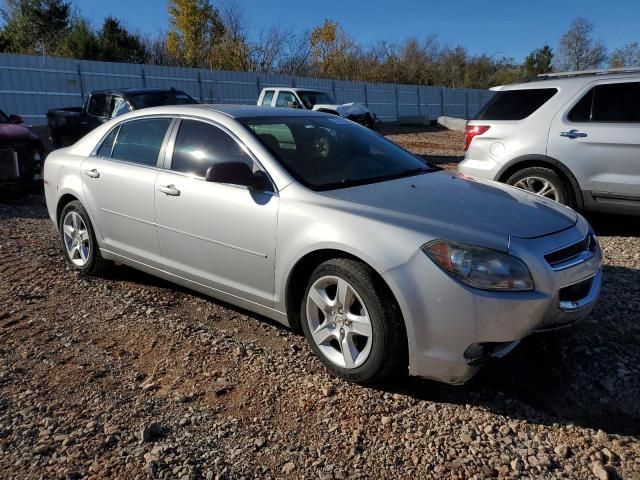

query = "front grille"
[
  {"left": 559, "top": 277, "right": 593, "bottom": 303},
  {"left": 545, "top": 234, "right": 597, "bottom": 269},
  {"left": 0, "top": 148, "right": 19, "bottom": 181}
]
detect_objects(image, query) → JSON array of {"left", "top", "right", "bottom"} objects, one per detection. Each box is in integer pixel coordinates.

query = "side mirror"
[
  {"left": 9, "top": 114, "right": 23, "bottom": 124},
  {"left": 205, "top": 162, "right": 271, "bottom": 192}
]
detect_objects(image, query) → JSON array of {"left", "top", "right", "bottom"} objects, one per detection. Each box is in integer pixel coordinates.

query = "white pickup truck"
[{"left": 257, "top": 87, "right": 376, "bottom": 128}]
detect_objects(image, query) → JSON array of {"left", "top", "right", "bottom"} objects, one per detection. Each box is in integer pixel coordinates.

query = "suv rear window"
[
  {"left": 475, "top": 88, "right": 557, "bottom": 121},
  {"left": 570, "top": 82, "right": 640, "bottom": 122}
]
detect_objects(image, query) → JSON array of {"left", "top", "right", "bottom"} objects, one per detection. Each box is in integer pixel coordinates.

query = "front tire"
[
  {"left": 506, "top": 166, "right": 572, "bottom": 206},
  {"left": 300, "top": 258, "right": 407, "bottom": 385},
  {"left": 59, "top": 201, "right": 109, "bottom": 275}
]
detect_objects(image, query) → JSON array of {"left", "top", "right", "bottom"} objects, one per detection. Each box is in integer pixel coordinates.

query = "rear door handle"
[
  {"left": 158, "top": 184, "right": 180, "bottom": 196},
  {"left": 84, "top": 168, "right": 100, "bottom": 178},
  {"left": 560, "top": 129, "right": 588, "bottom": 139}
]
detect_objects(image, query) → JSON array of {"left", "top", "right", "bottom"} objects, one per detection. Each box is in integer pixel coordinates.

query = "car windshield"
[
  {"left": 240, "top": 116, "right": 434, "bottom": 191},
  {"left": 297, "top": 91, "right": 335, "bottom": 109},
  {"left": 128, "top": 91, "right": 197, "bottom": 109},
  {"left": 0, "top": 110, "right": 10, "bottom": 123}
]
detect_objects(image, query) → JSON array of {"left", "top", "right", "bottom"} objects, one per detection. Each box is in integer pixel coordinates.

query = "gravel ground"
[{"left": 0, "top": 128, "right": 639, "bottom": 479}]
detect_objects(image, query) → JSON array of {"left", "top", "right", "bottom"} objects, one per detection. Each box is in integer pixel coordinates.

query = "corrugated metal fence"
[{"left": 0, "top": 53, "right": 493, "bottom": 125}]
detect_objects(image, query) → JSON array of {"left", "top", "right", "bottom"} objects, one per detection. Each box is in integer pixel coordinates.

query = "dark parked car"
[
  {"left": 47, "top": 88, "right": 198, "bottom": 148},
  {"left": 0, "top": 109, "right": 45, "bottom": 188}
]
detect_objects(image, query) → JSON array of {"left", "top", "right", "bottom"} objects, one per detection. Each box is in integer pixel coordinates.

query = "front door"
[
  {"left": 154, "top": 119, "right": 278, "bottom": 307},
  {"left": 81, "top": 117, "right": 173, "bottom": 265},
  {"left": 548, "top": 80, "right": 640, "bottom": 205}
]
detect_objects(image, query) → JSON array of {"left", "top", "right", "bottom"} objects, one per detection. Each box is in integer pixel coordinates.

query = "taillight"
[{"left": 464, "top": 125, "right": 490, "bottom": 151}]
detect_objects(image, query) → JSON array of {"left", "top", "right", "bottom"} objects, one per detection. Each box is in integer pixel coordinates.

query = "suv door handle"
[
  {"left": 158, "top": 184, "right": 180, "bottom": 196},
  {"left": 560, "top": 129, "right": 588, "bottom": 139},
  {"left": 84, "top": 168, "right": 100, "bottom": 178}
]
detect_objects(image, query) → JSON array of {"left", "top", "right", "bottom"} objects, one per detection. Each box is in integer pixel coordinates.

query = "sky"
[{"left": 61, "top": 1, "right": 640, "bottom": 61}]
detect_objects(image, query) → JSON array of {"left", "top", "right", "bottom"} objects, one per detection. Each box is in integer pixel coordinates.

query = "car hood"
[
  {"left": 320, "top": 170, "right": 577, "bottom": 241},
  {"left": 312, "top": 103, "right": 369, "bottom": 117},
  {"left": 0, "top": 123, "right": 39, "bottom": 143}
]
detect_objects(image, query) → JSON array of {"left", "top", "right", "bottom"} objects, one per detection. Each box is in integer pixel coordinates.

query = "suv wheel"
[
  {"left": 300, "top": 258, "right": 407, "bottom": 385},
  {"left": 506, "top": 167, "right": 572, "bottom": 206}
]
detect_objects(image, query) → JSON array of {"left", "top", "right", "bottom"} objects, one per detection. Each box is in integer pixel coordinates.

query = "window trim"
[
  {"left": 162, "top": 115, "right": 278, "bottom": 194},
  {"left": 568, "top": 81, "right": 640, "bottom": 124},
  {"left": 90, "top": 115, "right": 177, "bottom": 170}
]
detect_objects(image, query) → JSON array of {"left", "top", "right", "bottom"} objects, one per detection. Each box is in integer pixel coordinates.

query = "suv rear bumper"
[{"left": 458, "top": 156, "right": 501, "bottom": 181}]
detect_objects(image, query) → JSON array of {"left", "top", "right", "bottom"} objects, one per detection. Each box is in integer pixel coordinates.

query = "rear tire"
[
  {"left": 506, "top": 166, "right": 572, "bottom": 206},
  {"left": 300, "top": 258, "right": 407, "bottom": 385},
  {"left": 58, "top": 201, "right": 110, "bottom": 275}
]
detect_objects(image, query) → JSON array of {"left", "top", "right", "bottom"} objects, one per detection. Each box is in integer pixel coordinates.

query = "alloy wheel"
[
  {"left": 62, "top": 211, "right": 91, "bottom": 267},
  {"left": 305, "top": 275, "right": 373, "bottom": 369},
  {"left": 513, "top": 176, "right": 560, "bottom": 201}
]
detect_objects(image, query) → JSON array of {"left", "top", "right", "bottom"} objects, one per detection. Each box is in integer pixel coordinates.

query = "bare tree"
[
  {"left": 609, "top": 42, "right": 640, "bottom": 68},
  {"left": 556, "top": 18, "right": 607, "bottom": 71}
]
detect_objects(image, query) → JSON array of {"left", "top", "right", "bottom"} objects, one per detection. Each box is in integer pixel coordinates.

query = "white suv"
[{"left": 458, "top": 69, "right": 640, "bottom": 215}]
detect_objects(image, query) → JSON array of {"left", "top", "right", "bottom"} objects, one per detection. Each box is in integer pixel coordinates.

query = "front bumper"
[{"left": 383, "top": 217, "right": 602, "bottom": 385}]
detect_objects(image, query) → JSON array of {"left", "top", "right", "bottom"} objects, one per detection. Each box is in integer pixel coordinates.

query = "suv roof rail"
[{"left": 538, "top": 66, "right": 640, "bottom": 79}]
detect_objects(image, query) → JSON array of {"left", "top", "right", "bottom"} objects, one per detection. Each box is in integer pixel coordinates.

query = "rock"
[
  {"left": 233, "top": 345, "right": 246, "bottom": 357},
  {"left": 460, "top": 433, "right": 473, "bottom": 444},
  {"left": 178, "top": 417, "right": 191, "bottom": 427},
  {"left": 499, "top": 425, "right": 511, "bottom": 435},
  {"left": 554, "top": 445, "right": 570, "bottom": 459},
  {"left": 140, "top": 422, "right": 164, "bottom": 443},
  {"left": 601, "top": 447, "right": 618, "bottom": 462},
  {"left": 282, "top": 462, "right": 295, "bottom": 474},
  {"left": 321, "top": 384, "right": 335, "bottom": 397},
  {"left": 484, "top": 425, "right": 494, "bottom": 434},
  {"left": 254, "top": 437, "right": 266, "bottom": 449},
  {"left": 381, "top": 416, "right": 392, "bottom": 426},
  {"left": 592, "top": 461, "right": 610, "bottom": 480}
]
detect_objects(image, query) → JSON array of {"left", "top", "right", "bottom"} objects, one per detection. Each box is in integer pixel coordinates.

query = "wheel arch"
[
  {"left": 496, "top": 154, "right": 584, "bottom": 208},
  {"left": 284, "top": 248, "right": 406, "bottom": 338},
  {"left": 56, "top": 193, "right": 80, "bottom": 225}
]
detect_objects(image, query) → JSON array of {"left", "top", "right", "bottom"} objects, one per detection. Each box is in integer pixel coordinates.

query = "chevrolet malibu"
[{"left": 44, "top": 105, "right": 603, "bottom": 385}]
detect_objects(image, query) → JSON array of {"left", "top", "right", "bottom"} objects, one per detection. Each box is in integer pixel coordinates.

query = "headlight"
[{"left": 423, "top": 240, "right": 534, "bottom": 291}]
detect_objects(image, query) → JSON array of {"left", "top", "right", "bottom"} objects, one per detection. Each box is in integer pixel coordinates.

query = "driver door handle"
[
  {"left": 158, "top": 184, "right": 180, "bottom": 196},
  {"left": 84, "top": 168, "right": 100, "bottom": 178},
  {"left": 560, "top": 129, "right": 588, "bottom": 139}
]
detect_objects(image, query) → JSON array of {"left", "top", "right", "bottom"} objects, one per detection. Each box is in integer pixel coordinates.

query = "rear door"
[
  {"left": 548, "top": 79, "right": 640, "bottom": 205},
  {"left": 81, "top": 117, "right": 173, "bottom": 265},
  {"left": 154, "top": 118, "right": 278, "bottom": 307}
]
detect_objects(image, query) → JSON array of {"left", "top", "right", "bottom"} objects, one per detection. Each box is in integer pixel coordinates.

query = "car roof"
[
  {"left": 263, "top": 87, "right": 326, "bottom": 93},
  {"left": 120, "top": 103, "right": 334, "bottom": 119},
  {"left": 495, "top": 72, "right": 640, "bottom": 91},
  {"left": 92, "top": 88, "right": 189, "bottom": 95}
]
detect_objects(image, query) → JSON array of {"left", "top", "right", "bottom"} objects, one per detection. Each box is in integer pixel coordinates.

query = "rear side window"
[
  {"left": 170, "top": 120, "right": 254, "bottom": 177},
  {"left": 96, "top": 127, "right": 119, "bottom": 157},
  {"left": 110, "top": 118, "right": 171, "bottom": 166},
  {"left": 261, "top": 90, "right": 274, "bottom": 106},
  {"left": 475, "top": 88, "right": 557, "bottom": 120}
]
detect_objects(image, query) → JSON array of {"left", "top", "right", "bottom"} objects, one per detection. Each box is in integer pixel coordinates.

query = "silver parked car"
[
  {"left": 459, "top": 68, "right": 640, "bottom": 215},
  {"left": 44, "top": 105, "right": 602, "bottom": 385}
]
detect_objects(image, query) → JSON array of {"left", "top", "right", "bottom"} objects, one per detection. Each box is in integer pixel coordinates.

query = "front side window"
[
  {"left": 240, "top": 116, "right": 433, "bottom": 191},
  {"left": 87, "top": 94, "right": 109, "bottom": 117},
  {"left": 110, "top": 96, "right": 131, "bottom": 118},
  {"left": 110, "top": 118, "right": 171, "bottom": 166},
  {"left": 261, "top": 90, "right": 274, "bottom": 106},
  {"left": 170, "top": 120, "right": 254, "bottom": 177},
  {"left": 475, "top": 88, "right": 557, "bottom": 121},
  {"left": 275, "top": 91, "right": 298, "bottom": 108},
  {"left": 297, "top": 91, "right": 335, "bottom": 109}
]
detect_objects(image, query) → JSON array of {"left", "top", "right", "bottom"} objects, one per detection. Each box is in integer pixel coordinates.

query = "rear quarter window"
[{"left": 475, "top": 88, "right": 558, "bottom": 121}]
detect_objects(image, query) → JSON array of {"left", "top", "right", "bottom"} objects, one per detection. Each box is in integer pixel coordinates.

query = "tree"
[
  {"left": 0, "top": 0, "right": 71, "bottom": 55},
  {"left": 556, "top": 18, "right": 606, "bottom": 71},
  {"left": 166, "top": 0, "right": 224, "bottom": 68},
  {"left": 62, "top": 16, "right": 100, "bottom": 60},
  {"left": 98, "top": 17, "right": 148, "bottom": 63},
  {"left": 523, "top": 45, "right": 553, "bottom": 76},
  {"left": 309, "top": 19, "right": 356, "bottom": 78},
  {"left": 609, "top": 42, "right": 640, "bottom": 68}
]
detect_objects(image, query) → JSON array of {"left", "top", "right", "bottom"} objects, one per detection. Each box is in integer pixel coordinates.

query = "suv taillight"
[{"left": 464, "top": 125, "right": 490, "bottom": 151}]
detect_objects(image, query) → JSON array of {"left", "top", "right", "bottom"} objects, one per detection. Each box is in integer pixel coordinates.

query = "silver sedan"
[{"left": 44, "top": 105, "right": 602, "bottom": 385}]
